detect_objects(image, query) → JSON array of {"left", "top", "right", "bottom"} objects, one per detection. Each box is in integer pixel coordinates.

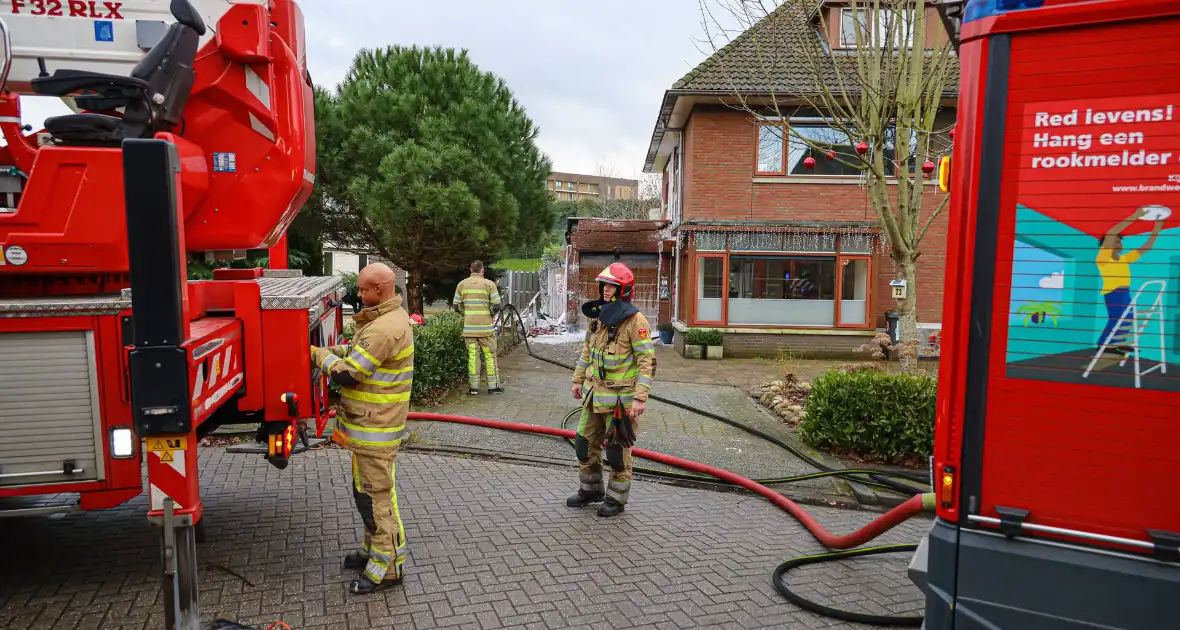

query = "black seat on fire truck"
[{"left": 31, "top": 0, "right": 207, "bottom": 146}]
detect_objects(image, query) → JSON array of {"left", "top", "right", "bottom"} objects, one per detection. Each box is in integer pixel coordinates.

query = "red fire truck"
[
  {"left": 0, "top": 1, "right": 337, "bottom": 624},
  {"left": 914, "top": 0, "right": 1180, "bottom": 627}
]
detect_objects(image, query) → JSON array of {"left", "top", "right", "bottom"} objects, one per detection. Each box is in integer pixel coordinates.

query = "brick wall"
[
  {"left": 673, "top": 328, "right": 875, "bottom": 359},
  {"left": 568, "top": 219, "right": 663, "bottom": 254},
  {"left": 680, "top": 106, "right": 951, "bottom": 323}
]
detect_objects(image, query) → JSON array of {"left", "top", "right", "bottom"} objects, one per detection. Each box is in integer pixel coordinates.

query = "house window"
[
  {"left": 696, "top": 256, "right": 725, "bottom": 322},
  {"left": 840, "top": 8, "right": 915, "bottom": 49},
  {"left": 758, "top": 118, "right": 914, "bottom": 177},
  {"left": 840, "top": 258, "right": 870, "bottom": 325},
  {"left": 757, "top": 124, "right": 785, "bottom": 174},
  {"left": 687, "top": 233, "right": 876, "bottom": 329},
  {"left": 728, "top": 256, "right": 837, "bottom": 326},
  {"left": 787, "top": 125, "right": 862, "bottom": 176}
]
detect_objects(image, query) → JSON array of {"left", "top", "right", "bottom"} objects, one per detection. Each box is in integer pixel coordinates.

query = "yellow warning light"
[
  {"left": 938, "top": 156, "right": 952, "bottom": 193},
  {"left": 939, "top": 468, "right": 956, "bottom": 507}
]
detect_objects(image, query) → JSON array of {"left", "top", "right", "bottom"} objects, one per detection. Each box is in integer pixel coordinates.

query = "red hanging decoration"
[
  {"left": 825, "top": 150, "right": 836, "bottom": 161},
  {"left": 855, "top": 141, "right": 869, "bottom": 155},
  {"left": 803, "top": 156, "right": 817, "bottom": 169},
  {"left": 922, "top": 160, "right": 936, "bottom": 175}
]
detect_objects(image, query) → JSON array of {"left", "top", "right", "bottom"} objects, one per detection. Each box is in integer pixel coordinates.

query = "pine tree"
[{"left": 315, "top": 46, "right": 554, "bottom": 313}]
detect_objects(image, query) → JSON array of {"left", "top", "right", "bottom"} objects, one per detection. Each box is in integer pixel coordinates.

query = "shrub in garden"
[
  {"left": 799, "top": 369, "right": 936, "bottom": 464},
  {"left": 407, "top": 310, "right": 467, "bottom": 402},
  {"left": 684, "top": 328, "right": 723, "bottom": 346},
  {"left": 328, "top": 311, "right": 467, "bottom": 403}
]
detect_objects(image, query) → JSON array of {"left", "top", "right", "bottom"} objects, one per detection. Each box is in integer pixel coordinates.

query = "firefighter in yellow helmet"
[
  {"left": 310, "top": 263, "right": 413, "bottom": 595},
  {"left": 568, "top": 262, "right": 655, "bottom": 517},
  {"left": 453, "top": 260, "right": 505, "bottom": 395}
]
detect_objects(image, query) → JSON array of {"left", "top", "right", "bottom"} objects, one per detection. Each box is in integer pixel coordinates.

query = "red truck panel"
[{"left": 978, "top": 14, "right": 1180, "bottom": 550}]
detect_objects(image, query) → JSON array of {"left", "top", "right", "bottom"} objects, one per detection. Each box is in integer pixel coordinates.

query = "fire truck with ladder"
[
  {"left": 0, "top": 0, "right": 340, "bottom": 624},
  {"left": 911, "top": 0, "right": 1180, "bottom": 627}
]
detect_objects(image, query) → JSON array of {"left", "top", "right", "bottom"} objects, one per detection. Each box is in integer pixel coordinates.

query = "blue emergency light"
[{"left": 964, "top": 0, "right": 1107, "bottom": 22}]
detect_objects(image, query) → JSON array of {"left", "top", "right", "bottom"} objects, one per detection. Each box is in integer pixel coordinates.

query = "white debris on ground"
[
  {"left": 527, "top": 329, "right": 584, "bottom": 345},
  {"left": 524, "top": 313, "right": 670, "bottom": 346}
]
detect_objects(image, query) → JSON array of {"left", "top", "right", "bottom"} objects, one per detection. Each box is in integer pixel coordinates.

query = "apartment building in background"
[{"left": 548, "top": 171, "right": 638, "bottom": 202}]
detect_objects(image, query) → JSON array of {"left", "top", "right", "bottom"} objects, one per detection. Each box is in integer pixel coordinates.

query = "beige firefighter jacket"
[
  {"left": 453, "top": 274, "right": 502, "bottom": 338},
  {"left": 313, "top": 296, "right": 413, "bottom": 459},
  {"left": 571, "top": 310, "right": 655, "bottom": 413}
]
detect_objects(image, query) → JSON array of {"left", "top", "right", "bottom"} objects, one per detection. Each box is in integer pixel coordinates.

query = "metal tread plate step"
[{"left": 0, "top": 273, "right": 344, "bottom": 317}]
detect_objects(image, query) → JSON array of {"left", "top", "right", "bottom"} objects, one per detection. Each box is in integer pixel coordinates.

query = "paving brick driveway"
[
  {"left": 0, "top": 448, "right": 926, "bottom": 629},
  {"left": 411, "top": 344, "right": 861, "bottom": 503}
]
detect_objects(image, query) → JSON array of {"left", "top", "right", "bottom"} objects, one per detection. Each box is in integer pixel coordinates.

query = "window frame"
[
  {"left": 839, "top": 7, "right": 916, "bottom": 49},
  {"left": 835, "top": 254, "right": 874, "bottom": 329},
  {"left": 754, "top": 116, "right": 918, "bottom": 179},
  {"left": 755, "top": 122, "right": 788, "bottom": 175},
  {"left": 692, "top": 253, "right": 728, "bottom": 326},
  {"left": 686, "top": 234, "right": 877, "bottom": 330}
]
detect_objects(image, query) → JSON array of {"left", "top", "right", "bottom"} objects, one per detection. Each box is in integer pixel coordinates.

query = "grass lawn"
[{"left": 492, "top": 258, "right": 542, "bottom": 272}]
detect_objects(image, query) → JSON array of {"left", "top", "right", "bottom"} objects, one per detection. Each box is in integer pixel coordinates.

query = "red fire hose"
[{"left": 409, "top": 411, "right": 932, "bottom": 550}]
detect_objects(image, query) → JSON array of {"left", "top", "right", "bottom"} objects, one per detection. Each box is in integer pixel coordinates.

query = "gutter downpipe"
[{"left": 672, "top": 129, "right": 685, "bottom": 323}]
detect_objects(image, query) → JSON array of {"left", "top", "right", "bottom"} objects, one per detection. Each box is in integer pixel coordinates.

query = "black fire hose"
[
  {"left": 500, "top": 305, "right": 929, "bottom": 494},
  {"left": 498, "top": 305, "right": 928, "bottom": 626}
]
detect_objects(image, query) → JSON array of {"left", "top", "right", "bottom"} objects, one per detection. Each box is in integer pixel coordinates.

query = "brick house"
[{"left": 643, "top": 1, "right": 956, "bottom": 357}]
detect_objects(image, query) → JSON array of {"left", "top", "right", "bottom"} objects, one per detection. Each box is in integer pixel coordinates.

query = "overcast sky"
[{"left": 17, "top": 0, "right": 735, "bottom": 179}]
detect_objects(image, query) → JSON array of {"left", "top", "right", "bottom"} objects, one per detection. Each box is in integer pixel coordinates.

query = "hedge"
[
  {"left": 799, "top": 370, "right": 936, "bottom": 464},
  {"left": 408, "top": 310, "right": 468, "bottom": 401},
  {"left": 330, "top": 311, "right": 467, "bottom": 403},
  {"left": 685, "top": 328, "right": 723, "bottom": 346}
]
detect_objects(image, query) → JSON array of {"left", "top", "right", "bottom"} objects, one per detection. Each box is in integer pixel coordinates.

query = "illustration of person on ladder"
[{"left": 1095, "top": 206, "right": 1165, "bottom": 356}]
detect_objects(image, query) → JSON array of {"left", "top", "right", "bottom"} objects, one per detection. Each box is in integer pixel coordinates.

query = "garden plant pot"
[
  {"left": 659, "top": 329, "right": 674, "bottom": 344},
  {"left": 706, "top": 345, "right": 724, "bottom": 360},
  {"left": 684, "top": 345, "right": 704, "bottom": 360}
]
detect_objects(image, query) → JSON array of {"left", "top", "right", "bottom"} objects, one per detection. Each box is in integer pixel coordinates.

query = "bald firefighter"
[
  {"left": 311, "top": 263, "right": 413, "bottom": 594},
  {"left": 568, "top": 263, "right": 655, "bottom": 517},
  {"left": 453, "top": 260, "right": 505, "bottom": 395}
]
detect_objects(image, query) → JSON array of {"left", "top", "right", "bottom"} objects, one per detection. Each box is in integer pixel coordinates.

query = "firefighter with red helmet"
[{"left": 568, "top": 262, "right": 655, "bottom": 517}]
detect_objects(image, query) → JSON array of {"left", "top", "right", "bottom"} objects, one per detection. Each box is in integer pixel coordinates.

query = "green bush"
[
  {"left": 657, "top": 322, "right": 674, "bottom": 333},
  {"left": 339, "top": 272, "right": 361, "bottom": 311},
  {"left": 329, "top": 312, "right": 466, "bottom": 402},
  {"left": 799, "top": 370, "right": 936, "bottom": 464},
  {"left": 408, "top": 310, "right": 468, "bottom": 401},
  {"left": 685, "top": 328, "right": 723, "bottom": 346}
]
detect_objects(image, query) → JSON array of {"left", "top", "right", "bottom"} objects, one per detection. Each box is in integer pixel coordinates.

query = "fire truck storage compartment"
[
  {"left": 0, "top": 330, "right": 104, "bottom": 487},
  {"left": 969, "top": 12, "right": 1180, "bottom": 554}
]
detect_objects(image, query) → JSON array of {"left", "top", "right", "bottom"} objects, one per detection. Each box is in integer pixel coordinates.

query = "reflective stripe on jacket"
[
  {"left": 571, "top": 310, "right": 655, "bottom": 413},
  {"left": 453, "top": 274, "right": 501, "bottom": 338},
  {"left": 313, "top": 296, "right": 413, "bottom": 458}
]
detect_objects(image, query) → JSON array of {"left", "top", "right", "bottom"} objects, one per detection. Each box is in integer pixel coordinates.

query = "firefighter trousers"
[
  {"left": 465, "top": 336, "right": 500, "bottom": 391},
  {"left": 574, "top": 405, "right": 634, "bottom": 504},
  {"left": 351, "top": 449, "right": 407, "bottom": 583}
]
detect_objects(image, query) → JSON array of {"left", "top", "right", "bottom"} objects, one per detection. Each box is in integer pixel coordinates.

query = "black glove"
[{"left": 605, "top": 404, "right": 637, "bottom": 449}]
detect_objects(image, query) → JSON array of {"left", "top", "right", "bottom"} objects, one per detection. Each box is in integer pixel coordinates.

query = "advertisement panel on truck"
[{"left": 979, "top": 13, "right": 1180, "bottom": 553}]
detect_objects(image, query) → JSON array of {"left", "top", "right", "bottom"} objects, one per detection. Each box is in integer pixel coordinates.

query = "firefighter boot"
[
  {"left": 343, "top": 551, "right": 368, "bottom": 570},
  {"left": 349, "top": 572, "right": 404, "bottom": 595},
  {"left": 566, "top": 489, "right": 605, "bottom": 507},
  {"left": 597, "top": 497, "right": 625, "bottom": 517}
]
